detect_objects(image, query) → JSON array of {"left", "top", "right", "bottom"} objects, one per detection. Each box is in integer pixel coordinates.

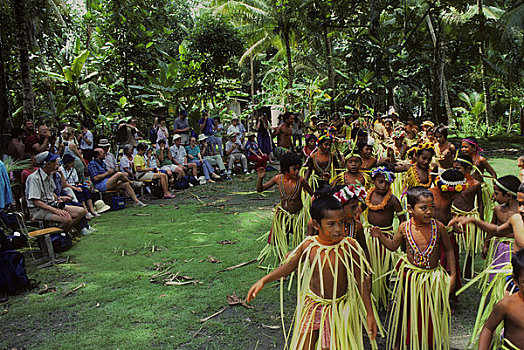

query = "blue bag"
[
  {"left": 50, "top": 232, "right": 73, "bottom": 253},
  {"left": 0, "top": 250, "right": 30, "bottom": 294}
]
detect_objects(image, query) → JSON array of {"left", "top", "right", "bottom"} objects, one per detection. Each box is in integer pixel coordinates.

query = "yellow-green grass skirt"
[{"left": 452, "top": 205, "right": 485, "bottom": 277}]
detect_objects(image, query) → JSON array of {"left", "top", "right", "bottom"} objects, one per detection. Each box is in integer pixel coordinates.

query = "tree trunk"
[
  {"left": 0, "top": 38, "right": 11, "bottom": 150},
  {"left": 507, "top": 103, "right": 512, "bottom": 133},
  {"left": 282, "top": 29, "right": 294, "bottom": 89},
  {"left": 478, "top": 0, "right": 492, "bottom": 128},
  {"left": 12, "top": 0, "right": 34, "bottom": 121},
  {"left": 250, "top": 55, "right": 255, "bottom": 104},
  {"left": 322, "top": 27, "right": 336, "bottom": 113}
]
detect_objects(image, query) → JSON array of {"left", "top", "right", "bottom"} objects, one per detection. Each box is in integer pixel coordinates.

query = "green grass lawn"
[{"left": 0, "top": 156, "right": 520, "bottom": 349}]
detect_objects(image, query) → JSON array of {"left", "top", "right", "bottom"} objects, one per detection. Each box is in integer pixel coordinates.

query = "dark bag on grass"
[
  {"left": 188, "top": 175, "right": 199, "bottom": 186},
  {"left": 0, "top": 250, "right": 30, "bottom": 294},
  {"left": 50, "top": 232, "right": 73, "bottom": 253},
  {"left": 6, "top": 232, "right": 28, "bottom": 250},
  {"left": 173, "top": 175, "right": 190, "bottom": 190}
]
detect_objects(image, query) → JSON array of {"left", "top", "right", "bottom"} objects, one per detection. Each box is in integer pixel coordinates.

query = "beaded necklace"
[
  {"left": 278, "top": 175, "right": 301, "bottom": 210},
  {"left": 343, "top": 171, "right": 364, "bottom": 186},
  {"left": 365, "top": 187, "right": 392, "bottom": 211},
  {"left": 345, "top": 220, "right": 355, "bottom": 238},
  {"left": 312, "top": 152, "right": 332, "bottom": 174},
  {"left": 405, "top": 218, "right": 438, "bottom": 269}
]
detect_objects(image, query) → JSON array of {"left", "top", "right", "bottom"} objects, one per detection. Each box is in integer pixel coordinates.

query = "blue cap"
[
  {"left": 180, "top": 110, "right": 188, "bottom": 116},
  {"left": 35, "top": 151, "right": 60, "bottom": 166}
]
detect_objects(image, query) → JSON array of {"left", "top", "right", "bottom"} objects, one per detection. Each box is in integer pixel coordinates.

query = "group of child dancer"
[{"left": 248, "top": 122, "right": 524, "bottom": 350}]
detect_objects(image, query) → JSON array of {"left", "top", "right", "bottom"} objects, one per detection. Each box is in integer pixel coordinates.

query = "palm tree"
[{"left": 211, "top": 0, "right": 300, "bottom": 89}]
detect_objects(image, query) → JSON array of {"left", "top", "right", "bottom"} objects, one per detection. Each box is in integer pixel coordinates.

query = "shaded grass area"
[{"left": 1, "top": 157, "right": 520, "bottom": 349}]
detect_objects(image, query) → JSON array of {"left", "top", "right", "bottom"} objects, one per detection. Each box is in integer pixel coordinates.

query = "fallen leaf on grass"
[
  {"left": 192, "top": 232, "right": 207, "bottom": 235},
  {"left": 216, "top": 259, "right": 257, "bottom": 273},
  {"left": 95, "top": 302, "right": 100, "bottom": 307},
  {"left": 261, "top": 324, "right": 280, "bottom": 330},
  {"left": 218, "top": 240, "right": 236, "bottom": 245},
  {"left": 207, "top": 256, "right": 221, "bottom": 263},
  {"left": 38, "top": 284, "right": 56, "bottom": 295},
  {"left": 226, "top": 293, "right": 253, "bottom": 309},
  {"left": 149, "top": 231, "right": 161, "bottom": 234},
  {"left": 133, "top": 213, "right": 152, "bottom": 216},
  {"left": 158, "top": 204, "right": 166, "bottom": 207},
  {"left": 0, "top": 309, "right": 8, "bottom": 316},
  {"left": 174, "top": 205, "right": 179, "bottom": 209},
  {"left": 150, "top": 269, "right": 202, "bottom": 286}
]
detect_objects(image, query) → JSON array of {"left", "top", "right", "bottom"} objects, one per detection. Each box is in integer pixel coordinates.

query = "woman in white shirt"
[{"left": 60, "top": 154, "right": 99, "bottom": 219}]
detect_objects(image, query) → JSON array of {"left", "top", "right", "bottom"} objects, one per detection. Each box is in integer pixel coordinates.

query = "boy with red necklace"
[
  {"left": 361, "top": 165, "right": 405, "bottom": 309},
  {"left": 371, "top": 186, "right": 457, "bottom": 350},
  {"left": 429, "top": 169, "right": 469, "bottom": 299}
]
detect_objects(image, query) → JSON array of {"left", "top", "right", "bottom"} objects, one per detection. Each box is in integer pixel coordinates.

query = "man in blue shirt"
[
  {"left": 199, "top": 109, "right": 222, "bottom": 156},
  {"left": 87, "top": 148, "right": 147, "bottom": 207}
]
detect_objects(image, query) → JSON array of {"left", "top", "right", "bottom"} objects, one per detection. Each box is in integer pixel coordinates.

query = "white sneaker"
[
  {"left": 227, "top": 170, "right": 232, "bottom": 176},
  {"left": 93, "top": 211, "right": 101, "bottom": 217},
  {"left": 85, "top": 212, "right": 93, "bottom": 220},
  {"left": 134, "top": 201, "right": 148, "bottom": 207},
  {"left": 80, "top": 227, "right": 92, "bottom": 235}
]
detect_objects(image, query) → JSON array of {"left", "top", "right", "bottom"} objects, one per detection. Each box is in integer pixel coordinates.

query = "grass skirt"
[
  {"left": 388, "top": 255, "right": 451, "bottom": 350},
  {"left": 481, "top": 182, "right": 494, "bottom": 223},
  {"left": 457, "top": 262, "right": 516, "bottom": 349},
  {"left": 502, "top": 338, "right": 521, "bottom": 350},
  {"left": 482, "top": 237, "right": 514, "bottom": 285},
  {"left": 257, "top": 205, "right": 310, "bottom": 270},
  {"left": 284, "top": 236, "right": 381, "bottom": 349},
  {"left": 364, "top": 224, "right": 399, "bottom": 310},
  {"left": 452, "top": 204, "right": 484, "bottom": 276}
]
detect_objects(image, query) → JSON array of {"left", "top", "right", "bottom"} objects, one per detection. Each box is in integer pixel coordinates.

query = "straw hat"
[
  {"left": 197, "top": 134, "right": 207, "bottom": 142},
  {"left": 94, "top": 200, "right": 111, "bottom": 213}
]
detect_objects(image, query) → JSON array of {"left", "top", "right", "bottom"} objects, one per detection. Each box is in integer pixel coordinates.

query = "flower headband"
[
  {"left": 371, "top": 166, "right": 396, "bottom": 183},
  {"left": 461, "top": 138, "right": 484, "bottom": 153},
  {"left": 333, "top": 185, "right": 367, "bottom": 204},
  {"left": 392, "top": 129, "right": 406, "bottom": 139},
  {"left": 435, "top": 176, "right": 469, "bottom": 193},
  {"left": 416, "top": 141, "right": 435, "bottom": 152}
]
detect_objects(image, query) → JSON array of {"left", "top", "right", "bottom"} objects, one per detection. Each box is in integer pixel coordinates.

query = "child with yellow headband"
[{"left": 329, "top": 149, "right": 369, "bottom": 189}]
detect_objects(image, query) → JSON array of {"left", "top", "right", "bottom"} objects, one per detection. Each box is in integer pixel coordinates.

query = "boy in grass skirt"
[
  {"left": 482, "top": 176, "right": 520, "bottom": 283},
  {"left": 257, "top": 152, "right": 314, "bottom": 269},
  {"left": 451, "top": 154, "right": 484, "bottom": 278},
  {"left": 478, "top": 249, "right": 524, "bottom": 350},
  {"left": 361, "top": 165, "right": 406, "bottom": 310},
  {"left": 450, "top": 183, "right": 524, "bottom": 349},
  {"left": 247, "top": 186, "right": 378, "bottom": 349},
  {"left": 371, "top": 186, "right": 457, "bottom": 350}
]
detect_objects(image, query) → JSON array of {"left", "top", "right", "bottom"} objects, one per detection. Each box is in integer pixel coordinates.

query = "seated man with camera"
[{"left": 25, "top": 151, "right": 92, "bottom": 235}]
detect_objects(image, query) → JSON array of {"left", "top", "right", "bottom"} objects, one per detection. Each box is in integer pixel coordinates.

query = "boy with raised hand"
[
  {"left": 478, "top": 249, "right": 524, "bottom": 350},
  {"left": 248, "top": 186, "right": 377, "bottom": 349},
  {"left": 371, "top": 186, "right": 457, "bottom": 350}
]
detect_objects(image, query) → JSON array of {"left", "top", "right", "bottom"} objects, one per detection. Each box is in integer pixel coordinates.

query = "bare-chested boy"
[
  {"left": 362, "top": 165, "right": 405, "bottom": 309},
  {"left": 478, "top": 249, "right": 524, "bottom": 350},
  {"left": 371, "top": 187, "right": 457, "bottom": 350},
  {"left": 433, "top": 125, "right": 456, "bottom": 172},
  {"left": 274, "top": 112, "right": 294, "bottom": 158},
  {"left": 257, "top": 152, "right": 314, "bottom": 267},
  {"left": 358, "top": 137, "right": 377, "bottom": 171}
]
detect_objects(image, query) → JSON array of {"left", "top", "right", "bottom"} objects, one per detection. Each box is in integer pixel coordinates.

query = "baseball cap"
[{"left": 35, "top": 151, "right": 59, "bottom": 166}]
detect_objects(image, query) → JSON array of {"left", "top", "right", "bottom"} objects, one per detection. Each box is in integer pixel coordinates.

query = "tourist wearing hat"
[
  {"left": 25, "top": 152, "right": 92, "bottom": 234},
  {"left": 87, "top": 148, "right": 147, "bottom": 207},
  {"left": 62, "top": 129, "right": 86, "bottom": 183},
  {"left": 245, "top": 132, "right": 268, "bottom": 171},
  {"left": 199, "top": 134, "right": 228, "bottom": 179},
  {"left": 153, "top": 115, "right": 170, "bottom": 148},
  {"left": 98, "top": 138, "right": 117, "bottom": 171},
  {"left": 156, "top": 139, "right": 185, "bottom": 179},
  {"left": 169, "top": 134, "right": 198, "bottom": 178},
  {"left": 185, "top": 136, "right": 221, "bottom": 183},
  {"left": 227, "top": 116, "right": 246, "bottom": 143},
  {"left": 60, "top": 153, "right": 99, "bottom": 219},
  {"left": 225, "top": 133, "right": 248, "bottom": 175},
  {"left": 173, "top": 110, "right": 191, "bottom": 146},
  {"left": 199, "top": 110, "right": 222, "bottom": 157}
]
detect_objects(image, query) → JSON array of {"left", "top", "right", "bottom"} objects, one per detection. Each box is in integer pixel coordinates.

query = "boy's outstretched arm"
[
  {"left": 440, "top": 225, "right": 458, "bottom": 294},
  {"left": 256, "top": 168, "right": 277, "bottom": 192},
  {"left": 370, "top": 224, "right": 403, "bottom": 252},
  {"left": 300, "top": 177, "right": 314, "bottom": 196},
  {"left": 478, "top": 299, "right": 507, "bottom": 350},
  {"left": 449, "top": 216, "right": 499, "bottom": 235},
  {"left": 247, "top": 244, "right": 304, "bottom": 302}
]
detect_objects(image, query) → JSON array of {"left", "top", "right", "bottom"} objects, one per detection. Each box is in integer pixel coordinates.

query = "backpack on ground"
[
  {"left": 50, "top": 232, "right": 73, "bottom": 253},
  {"left": 173, "top": 175, "right": 190, "bottom": 190},
  {"left": 0, "top": 250, "right": 30, "bottom": 294}
]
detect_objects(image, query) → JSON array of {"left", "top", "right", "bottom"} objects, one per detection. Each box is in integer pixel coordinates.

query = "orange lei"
[{"left": 365, "top": 187, "right": 392, "bottom": 211}]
